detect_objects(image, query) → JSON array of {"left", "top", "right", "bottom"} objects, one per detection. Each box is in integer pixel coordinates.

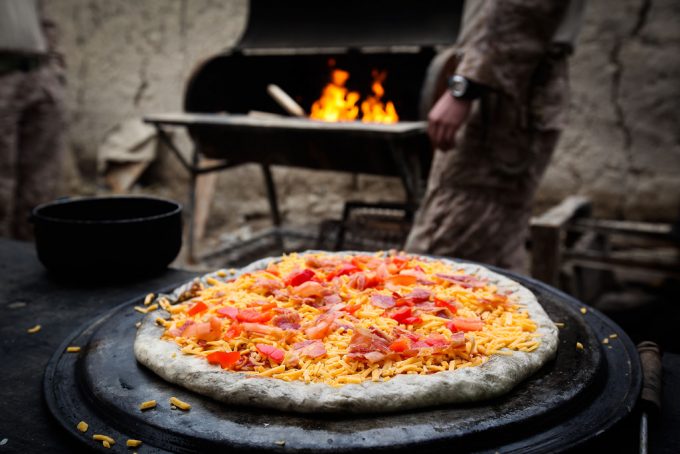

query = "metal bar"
[
  {"left": 260, "top": 164, "right": 284, "bottom": 251},
  {"left": 195, "top": 161, "right": 237, "bottom": 174},
  {"left": 154, "top": 125, "right": 193, "bottom": 172},
  {"left": 260, "top": 164, "right": 281, "bottom": 227},
  {"left": 187, "top": 148, "right": 200, "bottom": 264},
  {"left": 387, "top": 139, "right": 420, "bottom": 210},
  {"left": 640, "top": 413, "right": 648, "bottom": 454},
  {"left": 199, "top": 226, "right": 319, "bottom": 263}
]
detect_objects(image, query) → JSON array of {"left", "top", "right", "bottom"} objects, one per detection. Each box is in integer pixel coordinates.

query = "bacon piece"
[
  {"left": 250, "top": 277, "right": 284, "bottom": 295},
  {"left": 272, "top": 289, "right": 289, "bottom": 300},
  {"left": 241, "top": 322, "right": 285, "bottom": 338},
  {"left": 271, "top": 308, "right": 301, "bottom": 330},
  {"left": 347, "top": 273, "right": 367, "bottom": 291},
  {"left": 292, "top": 340, "right": 327, "bottom": 358},
  {"left": 291, "top": 281, "right": 327, "bottom": 298},
  {"left": 304, "top": 310, "right": 339, "bottom": 339},
  {"left": 413, "top": 302, "right": 450, "bottom": 318},
  {"left": 392, "top": 326, "right": 420, "bottom": 342},
  {"left": 321, "top": 293, "right": 342, "bottom": 307},
  {"left": 450, "top": 331, "right": 466, "bottom": 347},
  {"left": 305, "top": 255, "right": 337, "bottom": 270},
  {"left": 182, "top": 317, "right": 222, "bottom": 341},
  {"left": 422, "top": 333, "right": 449, "bottom": 348},
  {"left": 401, "top": 288, "right": 431, "bottom": 304},
  {"left": 363, "top": 351, "right": 386, "bottom": 363},
  {"left": 436, "top": 273, "right": 488, "bottom": 289},
  {"left": 216, "top": 306, "right": 238, "bottom": 319},
  {"left": 348, "top": 327, "right": 392, "bottom": 356},
  {"left": 370, "top": 294, "right": 395, "bottom": 308},
  {"left": 480, "top": 294, "right": 511, "bottom": 308},
  {"left": 256, "top": 344, "right": 285, "bottom": 363},
  {"left": 167, "top": 319, "right": 194, "bottom": 337}
]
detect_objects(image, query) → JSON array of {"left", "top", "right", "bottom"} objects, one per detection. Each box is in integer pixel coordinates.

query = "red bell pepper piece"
[
  {"left": 285, "top": 269, "right": 316, "bottom": 287},
  {"left": 389, "top": 337, "right": 410, "bottom": 352},
  {"left": 434, "top": 298, "right": 458, "bottom": 314},
  {"left": 187, "top": 301, "right": 208, "bottom": 316},
  {"left": 206, "top": 351, "right": 241, "bottom": 369}
]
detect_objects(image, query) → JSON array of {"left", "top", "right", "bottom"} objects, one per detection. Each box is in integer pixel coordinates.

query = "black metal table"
[
  {"left": 0, "top": 238, "right": 195, "bottom": 453},
  {"left": 0, "top": 237, "right": 678, "bottom": 453}
]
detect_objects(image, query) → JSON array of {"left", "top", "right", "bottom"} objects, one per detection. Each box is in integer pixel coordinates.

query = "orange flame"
[
  {"left": 360, "top": 70, "right": 399, "bottom": 124},
  {"left": 309, "top": 68, "right": 398, "bottom": 123},
  {"left": 310, "top": 69, "right": 360, "bottom": 122}
]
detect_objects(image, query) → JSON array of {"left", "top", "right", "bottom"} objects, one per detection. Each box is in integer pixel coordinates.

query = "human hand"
[{"left": 427, "top": 93, "right": 472, "bottom": 151}]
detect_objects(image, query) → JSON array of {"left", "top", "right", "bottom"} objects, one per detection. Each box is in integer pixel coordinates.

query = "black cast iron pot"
[{"left": 32, "top": 196, "right": 183, "bottom": 278}]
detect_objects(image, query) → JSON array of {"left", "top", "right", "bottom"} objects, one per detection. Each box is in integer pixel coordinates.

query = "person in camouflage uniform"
[
  {"left": 0, "top": 0, "right": 66, "bottom": 240},
  {"left": 405, "top": 0, "right": 583, "bottom": 272}
]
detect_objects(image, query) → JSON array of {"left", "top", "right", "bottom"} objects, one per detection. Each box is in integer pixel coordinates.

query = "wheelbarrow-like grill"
[{"left": 144, "top": 0, "right": 464, "bottom": 260}]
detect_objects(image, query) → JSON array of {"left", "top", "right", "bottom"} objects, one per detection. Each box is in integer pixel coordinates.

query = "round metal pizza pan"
[{"left": 44, "top": 269, "right": 640, "bottom": 453}]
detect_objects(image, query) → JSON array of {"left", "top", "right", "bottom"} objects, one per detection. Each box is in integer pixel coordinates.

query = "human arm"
[{"left": 428, "top": 0, "right": 569, "bottom": 150}]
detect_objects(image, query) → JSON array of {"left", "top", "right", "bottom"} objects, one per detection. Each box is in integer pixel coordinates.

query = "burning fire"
[
  {"left": 310, "top": 68, "right": 399, "bottom": 123},
  {"left": 361, "top": 70, "right": 398, "bottom": 123}
]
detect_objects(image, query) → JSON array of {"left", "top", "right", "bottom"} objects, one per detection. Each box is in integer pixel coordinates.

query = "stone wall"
[{"left": 45, "top": 0, "right": 680, "bottom": 239}]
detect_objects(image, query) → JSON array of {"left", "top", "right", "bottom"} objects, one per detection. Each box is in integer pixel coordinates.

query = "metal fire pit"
[
  {"left": 44, "top": 268, "right": 640, "bottom": 453},
  {"left": 144, "top": 0, "right": 465, "bottom": 261}
]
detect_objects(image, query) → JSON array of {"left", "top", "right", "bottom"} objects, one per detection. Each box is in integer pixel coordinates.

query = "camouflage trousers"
[
  {"left": 0, "top": 63, "right": 66, "bottom": 240},
  {"left": 405, "top": 55, "right": 568, "bottom": 273}
]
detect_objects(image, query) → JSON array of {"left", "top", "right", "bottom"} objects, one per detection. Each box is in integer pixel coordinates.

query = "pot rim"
[{"left": 32, "top": 196, "right": 183, "bottom": 226}]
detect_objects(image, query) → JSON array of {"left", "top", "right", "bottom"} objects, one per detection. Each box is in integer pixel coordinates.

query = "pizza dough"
[{"left": 134, "top": 252, "right": 558, "bottom": 413}]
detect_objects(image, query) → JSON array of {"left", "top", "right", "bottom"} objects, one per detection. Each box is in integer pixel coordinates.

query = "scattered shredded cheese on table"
[
  {"left": 139, "top": 400, "right": 157, "bottom": 411},
  {"left": 27, "top": 324, "right": 41, "bottom": 334},
  {"left": 169, "top": 396, "right": 191, "bottom": 411}
]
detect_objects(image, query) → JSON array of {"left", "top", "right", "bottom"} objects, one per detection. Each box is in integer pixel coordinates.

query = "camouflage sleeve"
[{"left": 456, "top": 0, "right": 568, "bottom": 100}]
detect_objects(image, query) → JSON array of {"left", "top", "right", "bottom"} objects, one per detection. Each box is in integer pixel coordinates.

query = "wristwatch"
[{"left": 448, "top": 75, "right": 483, "bottom": 100}]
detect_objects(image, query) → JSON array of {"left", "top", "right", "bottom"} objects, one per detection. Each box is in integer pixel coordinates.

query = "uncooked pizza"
[{"left": 135, "top": 251, "right": 558, "bottom": 413}]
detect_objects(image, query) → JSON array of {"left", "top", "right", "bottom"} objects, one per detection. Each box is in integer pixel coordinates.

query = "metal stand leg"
[
  {"left": 388, "top": 140, "right": 424, "bottom": 213},
  {"left": 260, "top": 164, "right": 284, "bottom": 251},
  {"left": 187, "top": 149, "right": 200, "bottom": 264}
]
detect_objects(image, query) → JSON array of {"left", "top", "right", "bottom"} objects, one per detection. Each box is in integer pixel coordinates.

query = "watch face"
[{"left": 449, "top": 76, "right": 469, "bottom": 98}]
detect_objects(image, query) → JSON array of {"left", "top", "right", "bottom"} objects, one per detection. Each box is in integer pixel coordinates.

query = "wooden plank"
[
  {"left": 192, "top": 158, "right": 220, "bottom": 242},
  {"left": 564, "top": 249, "right": 680, "bottom": 274},
  {"left": 530, "top": 196, "right": 591, "bottom": 229},
  {"left": 530, "top": 224, "right": 563, "bottom": 286},
  {"left": 570, "top": 219, "right": 677, "bottom": 243}
]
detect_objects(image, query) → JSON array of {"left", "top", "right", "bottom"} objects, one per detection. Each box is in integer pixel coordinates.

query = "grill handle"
[{"left": 638, "top": 341, "right": 662, "bottom": 415}]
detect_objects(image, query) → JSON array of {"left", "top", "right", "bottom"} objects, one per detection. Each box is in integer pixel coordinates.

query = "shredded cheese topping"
[{"left": 159, "top": 252, "right": 540, "bottom": 386}]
